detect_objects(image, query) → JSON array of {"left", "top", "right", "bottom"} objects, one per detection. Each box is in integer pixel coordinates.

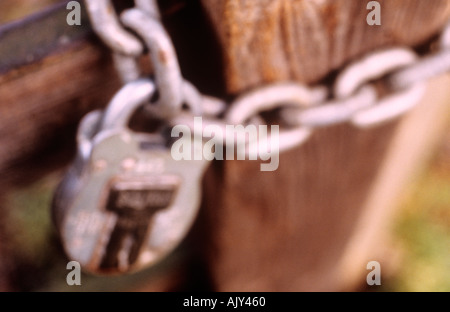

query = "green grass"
[
  {"left": 7, "top": 177, "right": 56, "bottom": 267},
  {"left": 385, "top": 160, "right": 450, "bottom": 292}
]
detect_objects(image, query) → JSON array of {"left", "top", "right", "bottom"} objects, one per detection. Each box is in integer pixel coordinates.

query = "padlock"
[{"left": 52, "top": 79, "right": 209, "bottom": 275}]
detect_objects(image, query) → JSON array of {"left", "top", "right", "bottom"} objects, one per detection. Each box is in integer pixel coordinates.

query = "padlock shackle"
[{"left": 100, "top": 79, "right": 156, "bottom": 131}]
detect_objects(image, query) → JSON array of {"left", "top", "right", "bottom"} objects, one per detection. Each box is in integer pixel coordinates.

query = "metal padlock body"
[{"left": 53, "top": 79, "right": 209, "bottom": 275}]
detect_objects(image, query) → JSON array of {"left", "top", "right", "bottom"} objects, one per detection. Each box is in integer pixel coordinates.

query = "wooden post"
[{"left": 197, "top": 0, "right": 450, "bottom": 291}]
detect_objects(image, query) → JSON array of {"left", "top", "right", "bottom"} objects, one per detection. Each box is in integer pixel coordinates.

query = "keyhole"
[{"left": 99, "top": 187, "right": 176, "bottom": 272}]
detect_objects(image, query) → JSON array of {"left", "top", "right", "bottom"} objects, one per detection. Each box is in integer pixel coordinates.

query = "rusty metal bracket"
[{"left": 0, "top": 1, "right": 92, "bottom": 74}]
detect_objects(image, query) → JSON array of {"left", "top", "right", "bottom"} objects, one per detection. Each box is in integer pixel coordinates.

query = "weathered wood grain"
[
  {"left": 198, "top": 0, "right": 450, "bottom": 291},
  {"left": 202, "top": 0, "right": 450, "bottom": 92},
  {"left": 0, "top": 41, "right": 120, "bottom": 184}
]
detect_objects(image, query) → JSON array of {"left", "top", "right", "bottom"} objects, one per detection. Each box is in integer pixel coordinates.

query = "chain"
[{"left": 86, "top": 1, "right": 450, "bottom": 155}]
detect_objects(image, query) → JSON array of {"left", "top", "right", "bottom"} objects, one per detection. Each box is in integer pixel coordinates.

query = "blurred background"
[{"left": 0, "top": 0, "right": 449, "bottom": 292}]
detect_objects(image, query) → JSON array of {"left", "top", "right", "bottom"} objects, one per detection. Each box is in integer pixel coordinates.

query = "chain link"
[
  {"left": 86, "top": 1, "right": 450, "bottom": 155},
  {"left": 85, "top": 0, "right": 143, "bottom": 56},
  {"left": 120, "top": 8, "right": 183, "bottom": 118},
  {"left": 282, "top": 86, "right": 377, "bottom": 128}
]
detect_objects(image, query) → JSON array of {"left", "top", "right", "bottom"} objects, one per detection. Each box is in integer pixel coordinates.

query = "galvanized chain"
[{"left": 86, "top": 1, "right": 450, "bottom": 155}]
